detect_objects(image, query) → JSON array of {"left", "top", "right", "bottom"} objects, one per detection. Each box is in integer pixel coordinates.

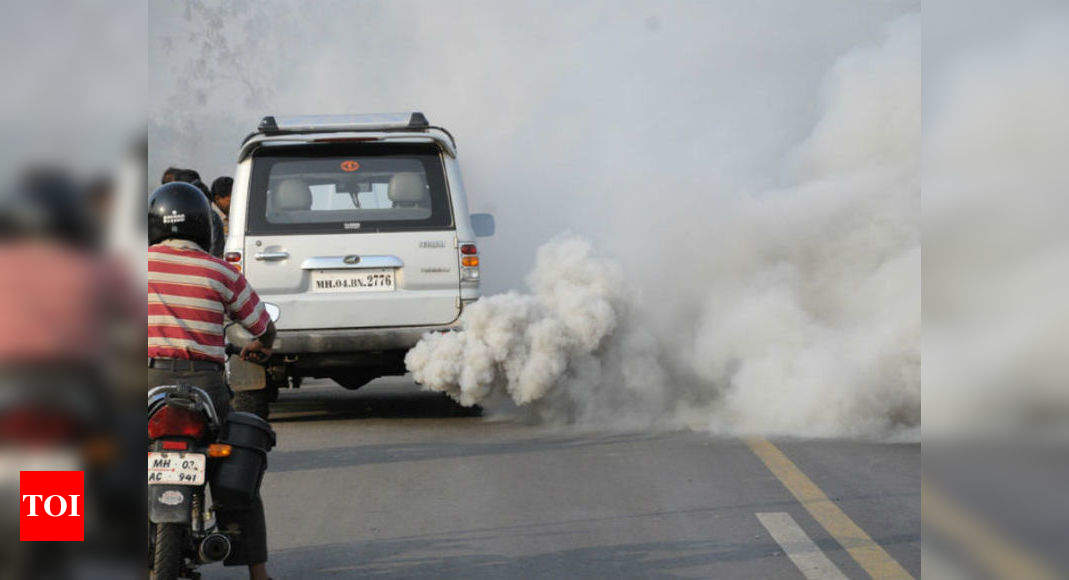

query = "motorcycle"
[{"left": 147, "top": 305, "right": 278, "bottom": 580}]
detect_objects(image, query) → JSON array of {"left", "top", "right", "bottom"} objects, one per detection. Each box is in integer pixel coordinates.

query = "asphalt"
[{"left": 201, "top": 378, "right": 920, "bottom": 579}]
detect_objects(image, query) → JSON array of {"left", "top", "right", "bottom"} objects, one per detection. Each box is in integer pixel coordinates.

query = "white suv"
[{"left": 224, "top": 113, "right": 493, "bottom": 411}]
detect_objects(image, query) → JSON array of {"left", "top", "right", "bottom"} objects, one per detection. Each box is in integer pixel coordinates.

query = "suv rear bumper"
[{"left": 231, "top": 323, "right": 461, "bottom": 354}]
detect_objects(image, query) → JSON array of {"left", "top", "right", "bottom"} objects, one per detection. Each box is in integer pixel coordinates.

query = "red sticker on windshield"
[{"left": 340, "top": 160, "right": 360, "bottom": 172}]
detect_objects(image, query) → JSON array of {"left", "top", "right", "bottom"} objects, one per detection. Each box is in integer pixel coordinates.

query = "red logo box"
[{"left": 19, "top": 471, "right": 84, "bottom": 542}]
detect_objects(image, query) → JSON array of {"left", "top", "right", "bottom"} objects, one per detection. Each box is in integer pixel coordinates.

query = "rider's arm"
[
  {"left": 258, "top": 320, "right": 276, "bottom": 349},
  {"left": 240, "top": 320, "right": 275, "bottom": 361},
  {"left": 225, "top": 267, "right": 276, "bottom": 360}
]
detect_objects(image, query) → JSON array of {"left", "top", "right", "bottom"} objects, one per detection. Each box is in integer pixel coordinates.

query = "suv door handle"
[{"left": 254, "top": 251, "right": 289, "bottom": 261}]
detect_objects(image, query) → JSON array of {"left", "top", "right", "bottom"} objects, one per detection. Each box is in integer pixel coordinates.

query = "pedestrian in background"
[
  {"left": 161, "top": 166, "right": 181, "bottom": 184},
  {"left": 211, "top": 176, "right": 233, "bottom": 234}
]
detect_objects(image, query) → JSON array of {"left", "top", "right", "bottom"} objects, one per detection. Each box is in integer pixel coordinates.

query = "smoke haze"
[{"left": 150, "top": 1, "right": 920, "bottom": 437}]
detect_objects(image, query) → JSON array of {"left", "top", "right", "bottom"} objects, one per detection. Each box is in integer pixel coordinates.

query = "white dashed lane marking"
[{"left": 757, "top": 512, "right": 849, "bottom": 580}]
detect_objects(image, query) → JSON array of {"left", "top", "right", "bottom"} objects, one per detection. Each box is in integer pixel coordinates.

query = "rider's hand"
[{"left": 240, "top": 339, "right": 272, "bottom": 363}]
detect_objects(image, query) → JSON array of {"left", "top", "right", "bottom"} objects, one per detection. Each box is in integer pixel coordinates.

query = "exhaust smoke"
[
  {"left": 408, "top": 236, "right": 670, "bottom": 427},
  {"left": 408, "top": 15, "right": 920, "bottom": 438}
]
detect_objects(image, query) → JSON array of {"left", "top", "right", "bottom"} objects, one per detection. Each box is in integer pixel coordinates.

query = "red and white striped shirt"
[{"left": 148, "top": 239, "right": 270, "bottom": 364}]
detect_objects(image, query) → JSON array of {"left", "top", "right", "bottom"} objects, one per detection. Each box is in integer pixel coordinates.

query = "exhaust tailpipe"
[{"left": 199, "top": 533, "right": 231, "bottom": 562}]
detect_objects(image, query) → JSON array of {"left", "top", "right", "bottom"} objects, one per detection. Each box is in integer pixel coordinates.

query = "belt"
[{"left": 148, "top": 358, "right": 223, "bottom": 372}]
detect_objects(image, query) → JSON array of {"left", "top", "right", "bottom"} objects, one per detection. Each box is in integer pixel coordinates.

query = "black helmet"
[{"left": 148, "top": 181, "right": 213, "bottom": 251}]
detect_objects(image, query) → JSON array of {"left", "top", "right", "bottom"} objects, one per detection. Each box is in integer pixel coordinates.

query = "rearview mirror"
[
  {"left": 264, "top": 303, "right": 281, "bottom": 322},
  {"left": 471, "top": 213, "right": 495, "bottom": 237}
]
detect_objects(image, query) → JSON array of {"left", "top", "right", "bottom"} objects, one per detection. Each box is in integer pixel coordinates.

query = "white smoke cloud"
[
  {"left": 407, "top": 236, "right": 671, "bottom": 427},
  {"left": 408, "top": 14, "right": 920, "bottom": 438},
  {"left": 688, "top": 15, "right": 920, "bottom": 437}
]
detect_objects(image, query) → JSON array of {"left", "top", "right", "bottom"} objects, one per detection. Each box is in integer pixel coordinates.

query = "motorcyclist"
[{"left": 147, "top": 181, "right": 275, "bottom": 580}]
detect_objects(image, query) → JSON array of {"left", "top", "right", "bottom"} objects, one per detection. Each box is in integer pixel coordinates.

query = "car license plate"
[
  {"left": 148, "top": 452, "right": 206, "bottom": 486},
  {"left": 310, "top": 268, "right": 395, "bottom": 293}
]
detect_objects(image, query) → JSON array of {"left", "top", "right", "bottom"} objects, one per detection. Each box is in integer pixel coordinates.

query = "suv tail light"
[
  {"left": 224, "top": 251, "right": 242, "bottom": 272},
  {"left": 148, "top": 405, "right": 207, "bottom": 440},
  {"left": 459, "top": 243, "right": 479, "bottom": 282}
]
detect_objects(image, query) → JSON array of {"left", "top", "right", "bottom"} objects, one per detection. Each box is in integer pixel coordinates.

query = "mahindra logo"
[
  {"left": 344, "top": 255, "right": 360, "bottom": 265},
  {"left": 19, "top": 471, "right": 84, "bottom": 541}
]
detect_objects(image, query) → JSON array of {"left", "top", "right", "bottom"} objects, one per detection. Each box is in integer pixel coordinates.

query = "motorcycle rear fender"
[{"left": 148, "top": 484, "right": 192, "bottom": 523}]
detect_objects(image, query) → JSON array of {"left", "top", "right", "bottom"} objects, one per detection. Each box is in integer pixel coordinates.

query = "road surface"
[{"left": 203, "top": 378, "right": 920, "bottom": 579}]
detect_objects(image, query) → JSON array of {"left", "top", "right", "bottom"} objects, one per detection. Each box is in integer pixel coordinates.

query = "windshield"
[{"left": 246, "top": 143, "right": 453, "bottom": 234}]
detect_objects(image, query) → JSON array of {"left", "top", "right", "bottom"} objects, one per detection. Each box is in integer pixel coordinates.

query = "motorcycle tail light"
[
  {"left": 161, "top": 440, "right": 188, "bottom": 451},
  {"left": 148, "top": 405, "right": 207, "bottom": 440}
]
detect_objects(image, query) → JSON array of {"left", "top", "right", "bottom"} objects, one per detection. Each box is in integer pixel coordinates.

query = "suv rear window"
[{"left": 246, "top": 143, "right": 453, "bottom": 234}]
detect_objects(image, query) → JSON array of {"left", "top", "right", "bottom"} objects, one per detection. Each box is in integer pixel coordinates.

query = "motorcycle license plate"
[{"left": 148, "top": 452, "right": 205, "bottom": 486}]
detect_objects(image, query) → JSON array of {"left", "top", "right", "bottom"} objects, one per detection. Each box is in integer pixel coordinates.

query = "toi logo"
[{"left": 20, "top": 471, "right": 84, "bottom": 542}]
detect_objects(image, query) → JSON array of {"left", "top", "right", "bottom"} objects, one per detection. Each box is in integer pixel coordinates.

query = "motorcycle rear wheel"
[{"left": 150, "top": 523, "right": 185, "bottom": 580}]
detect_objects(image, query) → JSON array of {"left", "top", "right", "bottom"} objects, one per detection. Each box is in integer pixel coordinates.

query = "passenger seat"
[{"left": 388, "top": 173, "right": 429, "bottom": 208}]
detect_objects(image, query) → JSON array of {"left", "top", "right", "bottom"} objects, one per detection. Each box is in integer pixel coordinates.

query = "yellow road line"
[
  {"left": 745, "top": 437, "right": 913, "bottom": 579},
  {"left": 922, "top": 480, "right": 1058, "bottom": 580}
]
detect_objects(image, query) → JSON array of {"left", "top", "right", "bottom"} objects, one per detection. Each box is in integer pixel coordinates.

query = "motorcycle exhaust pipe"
[{"left": 199, "top": 533, "right": 231, "bottom": 562}]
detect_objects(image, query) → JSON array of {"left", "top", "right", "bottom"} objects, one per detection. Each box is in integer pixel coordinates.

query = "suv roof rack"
[{"left": 242, "top": 112, "right": 456, "bottom": 149}]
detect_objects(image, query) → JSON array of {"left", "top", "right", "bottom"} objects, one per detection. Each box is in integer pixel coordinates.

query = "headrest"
[
  {"left": 272, "top": 178, "right": 312, "bottom": 211},
  {"left": 388, "top": 173, "right": 429, "bottom": 205}
]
